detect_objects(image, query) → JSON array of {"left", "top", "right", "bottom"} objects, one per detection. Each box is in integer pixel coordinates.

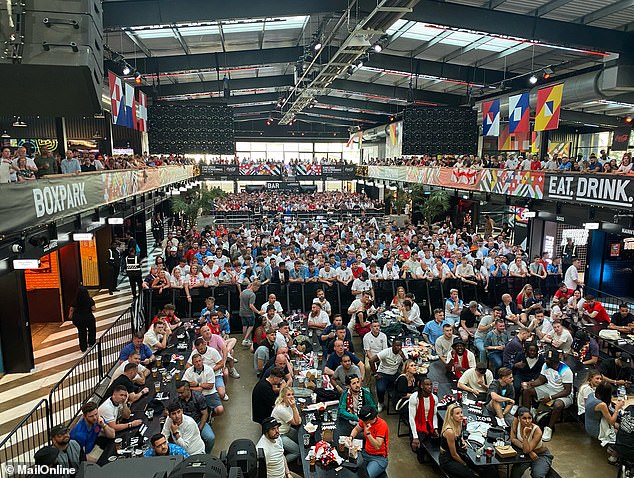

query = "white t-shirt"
[
  {"left": 363, "top": 331, "right": 388, "bottom": 357},
  {"left": 182, "top": 364, "right": 217, "bottom": 395},
  {"left": 458, "top": 368, "right": 493, "bottom": 393},
  {"left": 260, "top": 300, "right": 284, "bottom": 315},
  {"left": 271, "top": 404, "right": 295, "bottom": 435},
  {"left": 319, "top": 267, "right": 338, "bottom": 279},
  {"left": 376, "top": 348, "right": 403, "bottom": 375},
  {"left": 162, "top": 414, "right": 205, "bottom": 455},
  {"left": 190, "top": 346, "right": 223, "bottom": 375},
  {"left": 256, "top": 435, "right": 286, "bottom": 478},
  {"left": 564, "top": 265, "right": 579, "bottom": 290},
  {"left": 336, "top": 267, "right": 352, "bottom": 282},
  {"left": 308, "top": 310, "right": 330, "bottom": 327},
  {"left": 111, "top": 360, "right": 147, "bottom": 383},
  {"left": 98, "top": 398, "right": 123, "bottom": 425},
  {"left": 143, "top": 329, "right": 163, "bottom": 352},
  {"left": 541, "top": 362, "right": 573, "bottom": 395},
  {"left": 352, "top": 278, "right": 373, "bottom": 293},
  {"left": 313, "top": 297, "right": 332, "bottom": 315}
]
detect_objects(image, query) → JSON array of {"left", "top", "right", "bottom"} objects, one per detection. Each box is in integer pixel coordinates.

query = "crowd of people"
[
  {"left": 212, "top": 191, "right": 382, "bottom": 212},
  {"left": 362, "top": 150, "right": 633, "bottom": 173},
  {"left": 33, "top": 208, "right": 634, "bottom": 478},
  {"left": 0, "top": 146, "right": 193, "bottom": 183}
]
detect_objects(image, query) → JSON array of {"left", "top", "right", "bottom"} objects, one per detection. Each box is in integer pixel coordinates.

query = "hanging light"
[
  {"left": 122, "top": 65, "right": 131, "bottom": 75},
  {"left": 529, "top": 75, "right": 538, "bottom": 85},
  {"left": 314, "top": 41, "right": 322, "bottom": 51},
  {"left": 373, "top": 43, "right": 383, "bottom": 53}
]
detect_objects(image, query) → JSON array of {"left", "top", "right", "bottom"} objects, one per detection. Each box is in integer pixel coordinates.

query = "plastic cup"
[
  {"left": 114, "top": 438, "right": 123, "bottom": 451},
  {"left": 151, "top": 368, "right": 158, "bottom": 379},
  {"left": 154, "top": 381, "right": 161, "bottom": 393},
  {"left": 303, "top": 434, "right": 310, "bottom": 449}
]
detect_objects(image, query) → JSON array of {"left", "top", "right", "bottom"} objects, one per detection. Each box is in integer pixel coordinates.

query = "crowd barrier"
[
  {"left": 0, "top": 308, "right": 136, "bottom": 466},
  {"left": 139, "top": 275, "right": 560, "bottom": 329},
  {"left": 208, "top": 208, "right": 384, "bottom": 228}
]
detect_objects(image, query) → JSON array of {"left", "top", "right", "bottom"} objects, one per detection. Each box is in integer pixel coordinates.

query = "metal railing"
[
  {"left": 208, "top": 208, "right": 384, "bottom": 228},
  {"left": 0, "top": 399, "right": 50, "bottom": 469},
  {"left": 585, "top": 286, "right": 633, "bottom": 314},
  {"left": 48, "top": 308, "right": 135, "bottom": 428}
]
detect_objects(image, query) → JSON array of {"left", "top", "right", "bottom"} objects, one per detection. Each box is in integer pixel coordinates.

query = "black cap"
[
  {"left": 574, "top": 330, "right": 589, "bottom": 342},
  {"left": 261, "top": 416, "right": 281, "bottom": 434},
  {"left": 358, "top": 405, "right": 378, "bottom": 422},
  {"left": 451, "top": 337, "right": 464, "bottom": 348},
  {"left": 34, "top": 446, "right": 59, "bottom": 466},
  {"left": 51, "top": 424, "right": 70, "bottom": 436}
]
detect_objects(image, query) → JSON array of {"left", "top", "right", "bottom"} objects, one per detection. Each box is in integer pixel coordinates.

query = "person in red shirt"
[
  {"left": 349, "top": 405, "right": 389, "bottom": 478},
  {"left": 530, "top": 155, "right": 542, "bottom": 171},
  {"left": 185, "top": 242, "right": 199, "bottom": 263},
  {"left": 553, "top": 282, "right": 572, "bottom": 301},
  {"left": 582, "top": 295, "right": 611, "bottom": 324}
]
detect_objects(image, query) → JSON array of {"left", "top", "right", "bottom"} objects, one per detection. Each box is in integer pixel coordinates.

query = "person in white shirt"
[
  {"left": 519, "top": 156, "right": 532, "bottom": 170},
  {"left": 110, "top": 351, "right": 149, "bottom": 385},
  {"left": 98, "top": 385, "right": 143, "bottom": 432},
  {"left": 183, "top": 354, "right": 224, "bottom": 415},
  {"left": 162, "top": 402, "right": 206, "bottom": 455},
  {"left": 256, "top": 417, "right": 296, "bottom": 478},
  {"left": 369, "top": 338, "right": 406, "bottom": 412},
  {"left": 260, "top": 294, "right": 284, "bottom": 315},
  {"left": 400, "top": 299, "right": 424, "bottom": 333},
  {"left": 336, "top": 263, "right": 353, "bottom": 286},
  {"left": 564, "top": 259, "right": 583, "bottom": 293},
  {"left": 313, "top": 289, "right": 332, "bottom": 316},
  {"left": 363, "top": 319, "right": 388, "bottom": 399},
  {"left": 382, "top": 261, "right": 400, "bottom": 280},
  {"left": 505, "top": 154, "right": 519, "bottom": 170},
  {"left": 143, "top": 321, "right": 170, "bottom": 353},
  {"left": 409, "top": 378, "right": 439, "bottom": 462},
  {"left": 351, "top": 270, "right": 374, "bottom": 298},
  {"left": 307, "top": 302, "right": 329, "bottom": 330},
  {"left": 318, "top": 263, "right": 338, "bottom": 287}
]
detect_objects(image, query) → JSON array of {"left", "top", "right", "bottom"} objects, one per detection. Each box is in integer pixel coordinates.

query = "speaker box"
[
  {"left": 169, "top": 455, "right": 227, "bottom": 478},
  {"left": 0, "top": 0, "right": 104, "bottom": 115}
]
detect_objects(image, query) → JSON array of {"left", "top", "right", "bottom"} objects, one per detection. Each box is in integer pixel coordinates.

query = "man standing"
[
  {"left": 34, "top": 146, "right": 57, "bottom": 176},
  {"left": 144, "top": 433, "right": 189, "bottom": 457},
  {"left": 338, "top": 374, "right": 376, "bottom": 425},
  {"left": 484, "top": 318, "right": 510, "bottom": 375},
  {"left": 561, "top": 238, "right": 576, "bottom": 275},
  {"left": 161, "top": 402, "right": 206, "bottom": 455},
  {"left": 370, "top": 338, "right": 405, "bottom": 412},
  {"left": 256, "top": 417, "right": 299, "bottom": 478},
  {"left": 349, "top": 405, "right": 390, "bottom": 478},
  {"left": 563, "top": 258, "right": 583, "bottom": 294},
  {"left": 125, "top": 247, "right": 143, "bottom": 299},
  {"left": 60, "top": 149, "right": 81, "bottom": 174},
  {"left": 362, "top": 319, "right": 387, "bottom": 399},
  {"left": 106, "top": 242, "right": 121, "bottom": 295},
  {"left": 175, "top": 381, "right": 215, "bottom": 453},
  {"left": 240, "top": 280, "right": 261, "bottom": 346},
  {"left": 252, "top": 367, "right": 285, "bottom": 424},
  {"left": 50, "top": 424, "right": 83, "bottom": 471}
]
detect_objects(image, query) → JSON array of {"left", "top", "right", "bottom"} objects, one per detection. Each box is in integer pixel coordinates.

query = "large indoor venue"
[{"left": 1, "top": 1, "right": 634, "bottom": 477}]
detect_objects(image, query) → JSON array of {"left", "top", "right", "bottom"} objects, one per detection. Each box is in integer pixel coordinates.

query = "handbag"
[{"left": 599, "top": 329, "right": 620, "bottom": 341}]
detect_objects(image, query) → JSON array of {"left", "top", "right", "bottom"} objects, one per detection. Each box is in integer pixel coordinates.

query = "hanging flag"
[
  {"left": 531, "top": 131, "right": 541, "bottom": 154},
  {"left": 535, "top": 83, "right": 564, "bottom": 131},
  {"left": 108, "top": 71, "right": 125, "bottom": 126},
  {"left": 124, "top": 83, "right": 137, "bottom": 129},
  {"left": 482, "top": 99, "right": 500, "bottom": 136},
  {"left": 498, "top": 124, "right": 511, "bottom": 150},
  {"left": 137, "top": 91, "right": 148, "bottom": 132},
  {"left": 508, "top": 92, "right": 530, "bottom": 133},
  {"left": 389, "top": 122, "right": 397, "bottom": 145}
]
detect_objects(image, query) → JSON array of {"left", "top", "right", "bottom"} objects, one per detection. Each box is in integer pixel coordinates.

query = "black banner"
[
  {"left": 200, "top": 164, "right": 356, "bottom": 180},
  {"left": 545, "top": 173, "right": 634, "bottom": 209},
  {"left": 612, "top": 126, "right": 632, "bottom": 152}
]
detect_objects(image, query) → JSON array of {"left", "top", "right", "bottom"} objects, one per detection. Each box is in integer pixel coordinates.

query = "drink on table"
[
  {"left": 156, "top": 356, "right": 162, "bottom": 368},
  {"left": 154, "top": 381, "right": 161, "bottom": 393},
  {"left": 151, "top": 368, "right": 158, "bottom": 379}
]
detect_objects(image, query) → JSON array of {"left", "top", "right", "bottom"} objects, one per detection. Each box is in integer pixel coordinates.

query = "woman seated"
[
  {"left": 585, "top": 381, "right": 623, "bottom": 462},
  {"left": 440, "top": 403, "right": 498, "bottom": 478},
  {"left": 510, "top": 407, "right": 553, "bottom": 478},
  {"left": 271, "top": 387, "right": 301, "bottom": 465},
  {"left": 577, "top": 370, "right": 602, "bottom": 419},
  {"left": 394, "top": 360, "right": 418, "bottom": 414},
  {"left": 390, "top": 286, "right": 407, "bottom": 308}
]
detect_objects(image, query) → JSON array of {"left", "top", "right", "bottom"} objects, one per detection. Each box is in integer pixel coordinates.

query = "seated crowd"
[
  {"left": 362, "top": 150, "right": 633, "bottom": 174},
  {"left": 212, "top": 191, "right": 381, "bottom": 212},
  {"left": 0, "top": 147, "right": 193, "bottom": 183},
  {"left": 35, "top": 212, "right": 634, "bottom": 478}
]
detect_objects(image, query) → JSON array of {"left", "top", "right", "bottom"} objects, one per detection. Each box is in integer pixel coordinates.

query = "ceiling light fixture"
[
  {"left": 626, "top": 116, "right": 632, "bottom": 123},
  {"left": 373, "top": 43, "right": 383, "bottom": 53},
  {"left": 529, "top": 75, "right": 538, "bottom": 85},
  {"left": 314, "top": 42, "right": 322, "bottom": 51},
  {"left": 12, "top": 117, "right": 27, "bottom": 127},
  {"left": 122, "top": 65, "right": 131, "bottom": 75}
]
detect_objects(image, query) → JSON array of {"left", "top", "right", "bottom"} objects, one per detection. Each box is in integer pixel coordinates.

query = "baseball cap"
[
  {"left": 621, "top": 353, "right": 632, "bottom": 365},
  {"left": 261, "top": 416, "right": 281, "bottom": 434},
  {"left": 170, "top": 246, "right": 178, "bottom": 252},
  {"left": 358, "top": 405, "right": 378, "bottom": 422},
  {"left": 451, "top": 337, "right": 464, "bottom": 348},
  {"left": 51, "top": 424, "right": 69, "bottom": 436}
]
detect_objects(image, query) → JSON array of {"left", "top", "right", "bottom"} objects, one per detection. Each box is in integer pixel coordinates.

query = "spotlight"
[
  {"left": 134, "top": 73, "right": 142, "bottom": 84},
  {"left": 356, "top": 60, "right": 363, "bottom": 68},
  {"left": 389, "top": 116, "right": 395, "bottom": 122},
  {"left": 626, "top": 116, "right": 632, "bottom": 124},
  {"left": 122, "top": 65, "right": 131, "bottom": 75},
  {"left": 373, "top": 43, "right": 383, "bottom": 53},
  {"left": 529, "top": 75, "right": 538, "bottom": 85},
  {"left": 314, "top": 42, "right": 322, "bottom": 51}
]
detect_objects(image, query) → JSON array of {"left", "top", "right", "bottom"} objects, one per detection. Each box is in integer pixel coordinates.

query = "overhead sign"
[
  {"left": 0, "top": 166, "right": 195, "bottom": 235},
  {"left": 545, "top": 174, "right": 633, "bottom": 209}
]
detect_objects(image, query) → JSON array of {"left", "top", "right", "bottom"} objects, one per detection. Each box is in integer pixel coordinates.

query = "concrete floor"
[{"left": 214, "top": 337, "right": 616, "bottom": 477}]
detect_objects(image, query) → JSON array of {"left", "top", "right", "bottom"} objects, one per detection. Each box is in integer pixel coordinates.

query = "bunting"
[
  {"left": 137, "top": 91, "right": 148, "bottom": 132},
  {"left": 124, "top": 83, "right": 136, "bottom": 129},
  {"left": 108, "top": 71, "right": 125, "bottom": 126}
]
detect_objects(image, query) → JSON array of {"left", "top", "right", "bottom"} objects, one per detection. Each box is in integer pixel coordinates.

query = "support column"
[{"left": 55, "top": 117, "right": 68, "bottom": 157}]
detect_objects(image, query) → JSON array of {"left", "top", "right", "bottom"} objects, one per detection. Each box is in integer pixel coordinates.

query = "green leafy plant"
[
  {"left": 171, "top": 185, "right": 226, "bottom": 226},
  {"left": 421, "top": 190, "right": 450, "bottom": 224},
  {"left": 390, "top": 189, "right": 410, "bottom": 215}
]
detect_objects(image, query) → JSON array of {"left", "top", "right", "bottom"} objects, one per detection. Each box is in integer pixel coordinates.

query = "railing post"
[{"left": 97, "top": 341, "right": 104, "bottom": 379}]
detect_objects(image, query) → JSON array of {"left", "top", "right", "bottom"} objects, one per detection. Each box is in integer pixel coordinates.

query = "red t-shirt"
[
  {"left": 358, "top": 417, "right": 389, "bottom": 457},
  {"left": 554, "top": 289, "right": 571, "bottom": 300},
  {"left": 584, "top": 301, "right": 610, "bottom": 323}
]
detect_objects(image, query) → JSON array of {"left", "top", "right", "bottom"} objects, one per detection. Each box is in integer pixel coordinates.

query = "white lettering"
[
  {"left": 43, "top": 187, "right": 54, "bottom": 215},
  {"left": 67, "top": 184, "right": 75, "bottom": 208},
  {"left": 577, "top": 177, "right": 587, "bottom": 197},
  {"left": 548, "top": 176, "right": 557, "bottom": 194},
  {"left": 33, "top": 189, "right": 45, "bottom": 218},
  {"left": 78, "top": 182, "right": 87, "bottom": 206}
]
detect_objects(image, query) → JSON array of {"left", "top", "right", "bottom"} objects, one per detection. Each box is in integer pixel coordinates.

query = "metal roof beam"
[
  {"left": 575, "top": 0, "right": 634, "bottom": 25},
  {"left": 317, "top": 95, "right": 397, "bottom": 113},
  {"left": 528, "top": 0, "right": 576, "bottom": 17},
  {"left": 149, "top": 75, "right": 294, "bottom": 96},
  {"left": 402, "top": 0, "right": 634, "bottom": 53},
  {"left": 331, "top": 79, "right": 465, "bottom": 105},
  {"left": 103, "top": 0, "right": 347, "bottom": 29}
]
